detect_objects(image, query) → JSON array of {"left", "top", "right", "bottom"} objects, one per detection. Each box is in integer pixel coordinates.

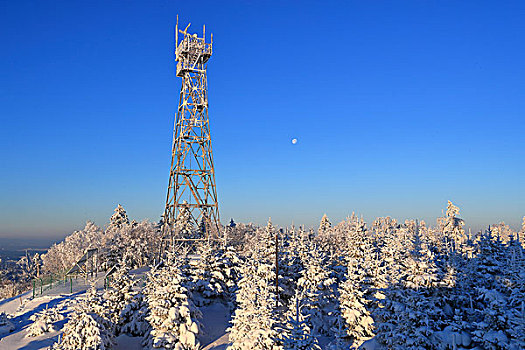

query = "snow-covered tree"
[
  {"left": 277, "top": 230, "right": 305, "bottom": 308},
  {"left": 109, "top": 204, "right": 130, "bottom": 229},
  {"left": 489, "top": 222, "right": 516, "bottom": 243},
  {"left": 277, "top": 290, "right": 321, "bottom": 350},
  {"left": 297, "top": 244, "right": 336, "bottom": 336},
  {"left": 518, "top": 216, "right": 525, "bottom": 245},
  {"left": 188, "top": 241, "right": 230, "bottom": 306},
  {"left": 175, "top": 201, "right": 194, "bottom": 239},
  {"left": 248, "top": 218, "right": 277, "bottom": 259},
  {"left": 338, "top": 260, "right": 374, "bottom": 347},
  {"left": 107, "top": 220, "right": 161, "bottom": 269},
  {"left": 221, "top": 245, "right": 243, "bottom": 296},
  {"left": 143, "top": 255, "right": 201, "bottom": 349},
  {"left": 464, "top": 229, "right": 520, "bottom": 349},
  {"left": 42, "top": 221, "right": 104, "bottom": 273},
  {"left": 103, "top": 265, "right": 137, "bottom": 334},
  {"left": 442, "top": 201, "right": 466, "bottom": 252},
  {"left": 119, "top": 290, "right": 149, "bottom": 337},
  {"left": 374, "top": 229, "right": 446, "bottom": 350},
  {"left": 318, "top": 214, "right": 332, "bottom": 236},
  {"left": 229, "top": 258, "right": 280, "bottom": 350},
  {"left": 52, "top": 311, "right": 112, "bottom": 350}
]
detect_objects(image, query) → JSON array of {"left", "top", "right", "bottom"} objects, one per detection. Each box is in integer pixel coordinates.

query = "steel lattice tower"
[{"left": 162, "top": 18, "right": 220, "bottom": 244}]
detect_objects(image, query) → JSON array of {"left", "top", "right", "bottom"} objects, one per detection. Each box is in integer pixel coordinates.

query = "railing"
[
  {"left": 32, "top": 272, "right": 68, "bottom": 298},
  {"left": 32, "top": 271, "right": 104, "bottom": 298}
]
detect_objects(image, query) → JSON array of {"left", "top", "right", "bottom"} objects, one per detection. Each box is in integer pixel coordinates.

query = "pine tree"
[
  {"left": 278, "top": 230, "right": 304, "bottom": 309},
  {"left": 519, "top": 216, "right": 525, "bottom": 245},
  {"left": 489, "top": 222, "right": 515, "bottom": 243},
  {"left": 103, "top": 265, "right": 137, "bottom": 335},
  {"left": 467, "top": 229, "right": 517, "bottom": 350},
  {"left": 119, "top": 291, "right": 149, "bottom": 337},
  {"left": 221, "top": 245, "right": 243, "bottom": 296},
  {"left": 373, "top": 227, "right": 446, "bottom": 350},
  {"left": 188, "top": 241, "right": 230, "bottom": 306},
  {"left": 175, "top": 200, "right": 194, "bottom": 239}
]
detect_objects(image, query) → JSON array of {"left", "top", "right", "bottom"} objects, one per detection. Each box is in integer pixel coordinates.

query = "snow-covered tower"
[{"left": 162, "top": 17, "right": 220, "bottom": 245}]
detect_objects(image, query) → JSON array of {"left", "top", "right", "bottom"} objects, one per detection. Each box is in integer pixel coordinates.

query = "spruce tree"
[
  {"left": 338, "top": 261, "right": 374, "bottom": 347},
  {"left": 143, "top": 255, "right": 201, "bottom": 349},
  {"left": 109, "top": 204, "right": 130, "bottom": 229},
  {"left": 103, "top": 265, "right": 137, "bottom": 335},
  {"left": 229, "top": 259, "right": 279, "bottom": 350},
  {"left": 277, "top": 290, "right": 321, "bottom": 350},
  {"left": 297, "top": 244, "right": 336, "bottom": 336},
  {"left": 519, "top": 216, "right": 525, "bottom": 245},
  {"left": 318, "top": 214, "right": 332, "bottom": 236},
  {"left": 443, "top": 201, "right": 466, "bottom": 252}
]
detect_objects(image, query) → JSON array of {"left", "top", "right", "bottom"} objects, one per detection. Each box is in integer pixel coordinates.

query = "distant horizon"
[
  {"left": 1, "top": 204, "right": 522, "bottom": 242},
  {"left": 2, "top": 1, "right": 524, "bottom": 238}
]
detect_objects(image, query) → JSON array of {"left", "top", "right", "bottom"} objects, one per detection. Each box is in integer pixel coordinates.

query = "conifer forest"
[{"left": 1, "top": 203, "right": 524, "bottom": 349}]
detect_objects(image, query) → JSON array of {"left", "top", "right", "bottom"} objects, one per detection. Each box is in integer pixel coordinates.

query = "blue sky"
[{"left": 1, "top": 0, "right": 524, "bottom": 238}]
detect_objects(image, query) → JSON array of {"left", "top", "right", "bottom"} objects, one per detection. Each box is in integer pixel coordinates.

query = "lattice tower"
[{"left": 162, "top": 17, "right": 220, "bottom": 246}]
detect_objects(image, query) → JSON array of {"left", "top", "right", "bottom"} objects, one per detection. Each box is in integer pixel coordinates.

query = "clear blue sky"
[{"left": 1, "top": 0, "right": 524, "bottom": 238}]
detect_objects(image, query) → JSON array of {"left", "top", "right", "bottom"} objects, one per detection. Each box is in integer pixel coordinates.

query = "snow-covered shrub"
[
  {"left": 26, "top": 305, "right": 64, "bottom": 337},
  {"left": 51, "top": 287, "right": 113, "bottom": 349},
  {"left": 0, "top": 312, "right": 15, "bottom": 336}
]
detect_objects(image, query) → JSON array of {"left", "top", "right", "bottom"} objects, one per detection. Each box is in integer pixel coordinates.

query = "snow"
[
  {"left": 198, "top": 302, "right": 231, "bottom": 348},
  {"left": 0, "top": 270, "right": 141, "bottom": 350},
  {"left": 2, "top": 201, "right": 524, "bottom": 349},
  {"left": 114, "top": 334, "right": 143, "bottom": 350}
]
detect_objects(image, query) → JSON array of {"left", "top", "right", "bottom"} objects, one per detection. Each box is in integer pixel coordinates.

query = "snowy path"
[{"left": 199, "top": 302, "right": 231, "bottom": 350}]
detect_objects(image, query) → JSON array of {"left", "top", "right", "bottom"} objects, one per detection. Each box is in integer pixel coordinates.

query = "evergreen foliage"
[
  {"left": 228, "top": 258, "right": 280, "bottom": 350},
  {"left": 143, "top": 254, "right": 201, "bottom": 349},
  {"left": 277, "top": 291, "right": 321, "bottom": 350},
  {"left": 52, "top": 286, "right": 113, "bottom": 350}
]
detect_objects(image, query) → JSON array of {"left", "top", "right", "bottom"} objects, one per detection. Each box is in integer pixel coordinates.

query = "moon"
[{"left": 291, "top": 138, "right": 298, "bottom": 145}]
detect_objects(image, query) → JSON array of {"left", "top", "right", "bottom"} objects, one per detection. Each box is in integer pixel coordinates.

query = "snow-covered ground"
[
  {"left": 0, "top": 272, "right": 108, "bottom": 350},
  {"left": 0, "top": 269, "right": 232, "bottom": 350}
]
